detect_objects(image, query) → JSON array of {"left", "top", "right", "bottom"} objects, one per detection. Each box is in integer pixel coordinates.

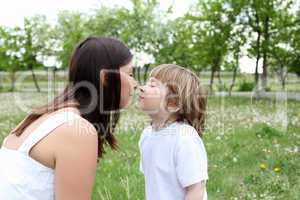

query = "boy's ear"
[
  {"left": 166, "top": 99, "right": 180, "bottom": 113},
  {"left": 167, "top": 106, "right": 180, "bottom": 113}
]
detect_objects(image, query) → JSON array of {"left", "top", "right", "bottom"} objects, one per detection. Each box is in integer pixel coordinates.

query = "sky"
[
  {"left": 0, "top": 0, "right": 194, "bottom": 27},
  {"left": 0, "top": 0, "right": 299, "bottom": 73},
  {"left": 0, "top": 0, "right": 102, "bottom": 26}
]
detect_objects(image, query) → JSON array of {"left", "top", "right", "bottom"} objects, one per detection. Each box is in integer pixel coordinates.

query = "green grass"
[{"left": 0, "top": 92, "right": 299, "bottom": 200}]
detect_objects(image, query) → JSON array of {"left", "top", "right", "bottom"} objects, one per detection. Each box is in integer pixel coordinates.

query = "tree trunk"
[
  {"left": 10, "top": 71, "right": 16, "bottom": 92},
  {"left": 217, "top": 70, "right": 222, "bottom": 85},
  {"left": 261, "top": 55, "right": 268, "bottom": 91},
  {"left": 278, "top": 65, "right": 287, "bottom": 90},
  {"left": 143, "top": 64, "right": 150, "bottom": 84},
  {"left": 209, "top": 68, "right": 216, "bottom": 94},
  {"left": 52, "top": 69, "right": 56, "bottom": 94},
  {"left": 137, "top": 67, "right": 141, "bottom": 84},
  {"left": 0, "top": 72, "right": 3, "bottom": 90},
  {"left": 281, "top": 70, "right": 286, "bottom": 90},
  {"left": 254, "top": 33, "right": 261, "bottom": 87},
  {"left": 229, "top": 67, "right": 238, "bottom": 96},
  {"left": 253, "top": 8, "right": 261, "bottom": 92},
  {"left": 30, "top": 66, "right": 40, "bottom": 92},
  {"left": 133, "top": 67, "right": 136, "bottom": 80},
  {"left": 261, "top": 16, "right": 270, "bottom": 91},
  {"left": 229, "top": 56, "right": 239, "bottom": 96}
]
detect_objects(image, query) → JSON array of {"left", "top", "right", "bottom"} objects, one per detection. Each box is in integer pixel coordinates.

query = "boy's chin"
[
  {"left": 135, "top": 102, "right": 145, "bottom": 112},
  {"left": 135, "top": 104, "right": 160, "bottom": 115},
  {"left": 136, "top": 102, "right": 150, "bottom": 113}
]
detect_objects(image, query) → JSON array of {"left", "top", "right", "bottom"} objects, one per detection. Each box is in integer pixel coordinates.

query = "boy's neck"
[{"left": 150, "top": 112, "right": 177, "bottom": 131}]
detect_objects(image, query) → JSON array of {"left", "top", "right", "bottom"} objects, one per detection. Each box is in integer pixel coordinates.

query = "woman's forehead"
[{"left": 120, "top": 63, "right": 133, "bottom": 73}]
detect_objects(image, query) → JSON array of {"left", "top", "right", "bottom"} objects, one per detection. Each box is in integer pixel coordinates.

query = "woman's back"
[{"left": 0, "top": 110, "right": 81, "bottom": 200}]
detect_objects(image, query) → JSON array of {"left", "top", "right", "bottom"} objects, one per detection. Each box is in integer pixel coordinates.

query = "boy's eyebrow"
[
  {"left": 149, "top": 77, "right": 158, "bottom": 83},
  {"left": 150, "top": 79, "right": 158, "bottom": 85}
]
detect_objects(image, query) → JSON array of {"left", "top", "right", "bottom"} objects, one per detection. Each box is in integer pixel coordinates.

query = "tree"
[
  {"left": 0, "top": 27, "right": 9, "bottom": 71},
  {"left": 121, "top": 0, "right": 161, "bottom": 83},
  {"left": 21, "top": 15, "right": 52, "bottom": 92},
  {"left": 0, "top": 26, "right": 10, "bottom": 89},
  {"left": 245, "top": 0, "right": 264, "bottom": 90},
  {"left": 269, "top": 2, "right": 295, "bottom": 89},
  {"left": 188, "top": 0, "right": 233, "bottom": 93},
  {"left": 288, "top": 9, "right": 300, "bottom": 77},
  {"left": 152, "top": 17, "right": 198, "bottom": 68},
  {"left": 245, "top": 0, "right": 294, "bottom": 94},
  {"left": 0, "top": 27, "right": 24, "bottom": 91},
  {"left": 86, "top": 6, "right": 127, "bottom": 38},
  {"left": 223, "top": 0, "right": 247, "bottom": 95},
  {"left": 55, "top": 11, "right": 89, "bottom": 69}
]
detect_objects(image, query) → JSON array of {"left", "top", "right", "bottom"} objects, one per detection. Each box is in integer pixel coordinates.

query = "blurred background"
[
  {"left": 0, "top": 0, "right": 299, "bottom": 94},
  {"left": 0, "top": 0, "right": 299, "bottom": 199}
]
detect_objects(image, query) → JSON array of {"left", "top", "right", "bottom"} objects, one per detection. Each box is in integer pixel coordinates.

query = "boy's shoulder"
[
  {"left": 139, "top": 122, "right": 200, "bottom": 139},
  {"left": 174, "top": 123, "right": 205, "bottom": 148},
  {"left": 141, "top": 125, "right": 152, "bottom": 136},
  {"left": 175, "top": 122, "right": 199, "bottom": 138},
  {"left": 139, "top": 125, "right": 152, "bottom": 144}
]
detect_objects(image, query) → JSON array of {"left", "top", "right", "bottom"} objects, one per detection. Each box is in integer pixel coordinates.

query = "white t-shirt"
[{"left": 139, "top": 122, "right": 208, "bottom": 200}]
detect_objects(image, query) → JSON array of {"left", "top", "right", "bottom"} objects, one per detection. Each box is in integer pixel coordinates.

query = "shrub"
[
  {"left": 238, "top": 80, "right": 255, "bottom": 92},
  {"left": 254, "top": 123, "right": 283, "bottom": 139}
]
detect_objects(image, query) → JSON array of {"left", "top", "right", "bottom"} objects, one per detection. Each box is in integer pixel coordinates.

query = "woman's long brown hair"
[{"left": 11, "top": 37, "right": 133, "bottom": 159}]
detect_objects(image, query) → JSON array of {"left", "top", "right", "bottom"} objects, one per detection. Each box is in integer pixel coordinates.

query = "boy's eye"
[
  {"left": 146, "top": 81, "right": 154, "bottom": 87},
  {"left": 150, "top": 82, "right": 156, "bottom": 87}
]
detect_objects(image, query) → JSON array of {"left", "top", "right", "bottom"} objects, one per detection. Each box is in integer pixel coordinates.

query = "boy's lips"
[{"left": 138, "top": 95, "right": 145, "bottom": 100}]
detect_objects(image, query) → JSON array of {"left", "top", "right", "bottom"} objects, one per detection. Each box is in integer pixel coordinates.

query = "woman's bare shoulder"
[
  {"left": 52, "top": 115, "right": 98, "bottom": 199},
  {"left": 52, "top": 114, "right": 98, "bottom": 159}
]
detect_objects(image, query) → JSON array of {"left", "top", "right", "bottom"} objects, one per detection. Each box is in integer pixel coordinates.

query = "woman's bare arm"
[{"left": 54, "top": 119, "right": 98, "bottom": 200}]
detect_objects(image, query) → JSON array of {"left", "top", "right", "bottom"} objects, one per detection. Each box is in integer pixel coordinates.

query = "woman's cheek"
[{"left": 120, "top": 75, "right": 132, "bottom": 108}]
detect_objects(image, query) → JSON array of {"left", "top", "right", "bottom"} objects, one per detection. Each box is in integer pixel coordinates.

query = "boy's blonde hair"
[{"left": 150, "top": 64, "right": 207, "bottom": 137}]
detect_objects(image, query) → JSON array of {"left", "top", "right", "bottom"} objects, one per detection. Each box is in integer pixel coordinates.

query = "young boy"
[{"left": 137, "top": 64, "right": 208, "bottom": 200}]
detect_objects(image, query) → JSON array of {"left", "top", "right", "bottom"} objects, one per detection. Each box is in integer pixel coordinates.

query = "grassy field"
[{"left": 0, "top": 92, "right": 299, "bottom": 200}]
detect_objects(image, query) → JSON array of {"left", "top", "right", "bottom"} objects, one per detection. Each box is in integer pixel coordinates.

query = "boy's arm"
[{"left": 185, "top": 181, "right": 206, "bottom": 200}]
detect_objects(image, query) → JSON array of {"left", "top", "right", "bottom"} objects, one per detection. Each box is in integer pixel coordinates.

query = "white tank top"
[{"left": 0, "top": 111, "right": 80, "bottom": 200}]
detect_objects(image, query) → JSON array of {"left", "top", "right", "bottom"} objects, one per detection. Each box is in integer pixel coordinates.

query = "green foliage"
[
  {"left": 289, "top": 64, "right": 300, "bottom": 76},
  {"left": 254, "top": 123, "right": 283, "bottom": 139},
  {"left": 187, "top": 0, "right": 232, "bottom": 71},
  {"left": 237, "top": 80, "right": 255, "bottom": 91},
  {"left": 0, "top": 0, "right": 299, "bottom": 87},
  {"left": 0, "top": 15, "right": 53, "bottom": 70},
  {"left": 121, "top": 0, "right": 160, "bottom": 54},
  {"left": 0, "top": 26, "right": 24, "bottom": 72},
  {"left": 55, "top": 11, "right": 89, "bottom": 68}
]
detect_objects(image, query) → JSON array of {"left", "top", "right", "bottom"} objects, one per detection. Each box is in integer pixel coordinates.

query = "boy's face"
[{"left": 136, "top": 77, "right": 168, "bottom": 114}]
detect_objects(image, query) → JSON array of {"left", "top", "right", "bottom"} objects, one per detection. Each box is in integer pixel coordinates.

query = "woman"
[{"left": 0, "top": 37, "right": 137, "bottom": 199}]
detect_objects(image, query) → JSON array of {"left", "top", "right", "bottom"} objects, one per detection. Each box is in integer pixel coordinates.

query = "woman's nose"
[
  {"left": 133, "top": 80, "right": 138, "bottom": 90},
  {"left": 139, "top": 85, "right": 145, "bottom": 92}
]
